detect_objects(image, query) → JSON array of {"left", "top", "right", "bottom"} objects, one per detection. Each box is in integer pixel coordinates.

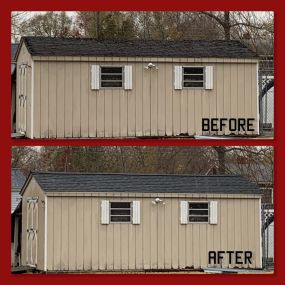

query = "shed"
[
  {"left": 20, "top": 172, "right": 262, "bottom": 272},
  {"left": 15, "top": 37, "right": 259, "bottom": 138}
]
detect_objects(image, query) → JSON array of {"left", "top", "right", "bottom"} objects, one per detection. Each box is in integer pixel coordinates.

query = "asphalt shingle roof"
[
  {"left": 11, "top": 168, "right": 26, "bottom": 213},
  {"left": 31, "top": 172, "right": 261, "bottom": 195},
  {"left": 12, "top": 168, "right": 26, "bottom": 190},
  {"left": 21, "top": 37, "right": 258, "bottom": 58}
]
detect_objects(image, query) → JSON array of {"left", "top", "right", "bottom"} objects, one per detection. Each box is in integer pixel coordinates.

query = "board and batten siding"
[
  {"left": 25, "top": 56, "right": 259, "bottom": 138},
  {"left": 42, "top": 192, "right": 261, "bottom": 271}
]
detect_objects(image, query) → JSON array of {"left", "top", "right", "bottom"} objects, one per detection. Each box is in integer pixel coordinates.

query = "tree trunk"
[
  {"left": 213, "top": 146, "right": 226, "bottom": 174},
  {"left": 96, "top": 11, "right": 101, "bottom": 39},
  {"left": 223, "top": 11, "right": 231, "bottom": 40}
]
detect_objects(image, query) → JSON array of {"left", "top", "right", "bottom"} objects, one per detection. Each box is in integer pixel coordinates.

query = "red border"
[{"left": 1, "top": 1, "right": 284, "bottom": 284}]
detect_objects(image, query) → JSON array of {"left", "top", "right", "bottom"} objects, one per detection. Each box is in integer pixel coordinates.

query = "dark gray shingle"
[
  {"left": 12, "top": 168, "right": 26, "bottom": 191},
  {"left": 31, "top": 172, "right": 261, "bottom": 195},
  {"left": 11, "top": 168, "right": 26, "bottom": 213},
  {"left": 20, "top": 37, "right": 258, "bottom": 59}
]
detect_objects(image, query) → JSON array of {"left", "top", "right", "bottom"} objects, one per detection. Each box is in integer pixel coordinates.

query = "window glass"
[
  {"left": 189, "top": 202, "right": 209, "bottom": 223},
  {"left": 183, "top": 67, "right": 204, "bottom": 88},
  {"left": 100, "top": 66, "right": 123, "bottom": 88},
  {"left": 110, "top": 202, "right": 131, "bottom": 222}
]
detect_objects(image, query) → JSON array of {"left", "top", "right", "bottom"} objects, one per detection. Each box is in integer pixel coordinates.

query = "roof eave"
[
  {"left": 14, "top": 38, "right": 25, "bottom": 62},
  {"left": 19, "top": 172, "right": 33, "bottom": 196}
]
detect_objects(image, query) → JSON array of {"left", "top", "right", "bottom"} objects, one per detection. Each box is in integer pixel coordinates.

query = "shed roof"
[
  {"left": 26, "top": 172, "right": 261, "bottom": 195},
  {"left": 20, "top": 37, "right": 258, "bottom": 59}
]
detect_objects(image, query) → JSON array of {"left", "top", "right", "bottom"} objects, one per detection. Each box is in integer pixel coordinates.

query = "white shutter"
[
  {"left": 205, "top": 66, "right": 213, "bottom": 90},
  {"left": 124, "top": 65, "right": 133, "bottom": 90},
  {"left": 101, "top": 200, "right": 110, "bottom": 224},
  {"left": 209, "top": 201, "right": 218, "bottom": 224},
  {"left": 180, "top": 201, "right": 188, "bottom": 224},
  {"left": 174, "top": 66, "right": 183, "bottom": 90},
  {"left": 132, "top": 201, "right": 140, "bottom": 224},
  {"left": 91, "top": 65, "right": 100, "bottom": 90}
]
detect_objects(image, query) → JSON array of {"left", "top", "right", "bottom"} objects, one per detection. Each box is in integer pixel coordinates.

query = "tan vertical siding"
[
  {"left": 28, "top": 55, "right": 258, "bottom": 138},
  {"left": 215, "top": 63, "right": 223, "bottom": 135},
  {"left": 72, "top": 61, "right": 81, "bottom": 137},
  {"left": 150, "top": 194, "right": 158, "bottom": 268},
  {"left": 142, "top": 59, "right": 151, "bottom": 136},
  {"left": 135, "top": 61, "right": 143, "bottom": 136},
  {"left": 88, "top": 57, "right": 97, "bottom": 137},
  {"left": 230, "top": 61, "right": 238, "bottom": 121},
  {"left": 24, "top": 192, "right": 262, "bottom": 272},
  {"left": 40, "top": 62, "right": 49, "bottom": 138},
  {"left": 56, "top": 61, "right": 65, "bottom": 137},
  {"left": 223, "top": 63, "right": 231, "bottom": 135},
  {"left": 80, "top": 62, "right": 90, "bottom": 137},
  {"left": 64, "top": 61, "right": 73, "bottom": 137},
  {"left": 91, "top": 194, "right": 99, "bottom": 270},
  {"left": 61, "top": 197, "right": 69, "bottom": 270},
  {"left": 171, "top": 197, "right": 179, "bottom": 268},
  {"left": 53, "top": 197, "right": 61, "bottom": 270},
  {"left": 165, "top": 60, "right": 173, "bottom": 136},
  {"left": 237, "top": 62, "right": 245, "bottom": 134},
  {"left": 48, "top": 62, "right": 57, "bottom": 138},
  {"left": 128, "top": 60, "right": 136, "bottom": 137},
  {"left": 33, "top": 62, "right": 41, "bottom": 138}
]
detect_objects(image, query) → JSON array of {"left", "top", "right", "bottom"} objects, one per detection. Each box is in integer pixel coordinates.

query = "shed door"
[
  {"left": 26, "top": 197, "right": 38, "bottom": 267},
  {"left": 18, "top": 64, "right": 28, "bottom": 134}
]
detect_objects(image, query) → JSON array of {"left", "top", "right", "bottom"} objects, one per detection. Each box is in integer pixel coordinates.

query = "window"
[
  {"left": 100, "top": 66, "right": 123, "bottom": 88},
  {"left": 183, "top": 67, "right": 204, "bottom": 88},
  {"left": 110, "top": 202, "right": 131, "bottom": 222},
  {"left": 188, "top": 202, "right": 209, "bottom": 223}
]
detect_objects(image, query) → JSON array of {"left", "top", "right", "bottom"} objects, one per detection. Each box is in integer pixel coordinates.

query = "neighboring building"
[
  {"left": 11, "top": 168, "right": 26, "bottom": 266},
  {"left": 15, "top": 37, "right": 259, "bottom": 139},
  {"left": 20, "top": 172, "right": 262, "bottom": 272},
  {"left": 11, "top": 44, "right": 19, "bottom": 133}
]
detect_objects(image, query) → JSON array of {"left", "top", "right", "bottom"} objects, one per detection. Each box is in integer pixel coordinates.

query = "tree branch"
[
  {"left": 230, "top": 22, "right": 264, "bottom": 29},
  {"left": 199, "top": 12, "right": 225, "bottom": 27}
]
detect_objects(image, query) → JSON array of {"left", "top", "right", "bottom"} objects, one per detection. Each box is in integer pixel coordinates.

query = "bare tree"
[
  {"left": 11, "top": 12, "right": 32, "bottom": 42},
  {"left": 200, "top": 12, "right": 266, "bottom": 40},
  {"left": 22, "top": 12, "right": 73, "bottom": 37}
]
